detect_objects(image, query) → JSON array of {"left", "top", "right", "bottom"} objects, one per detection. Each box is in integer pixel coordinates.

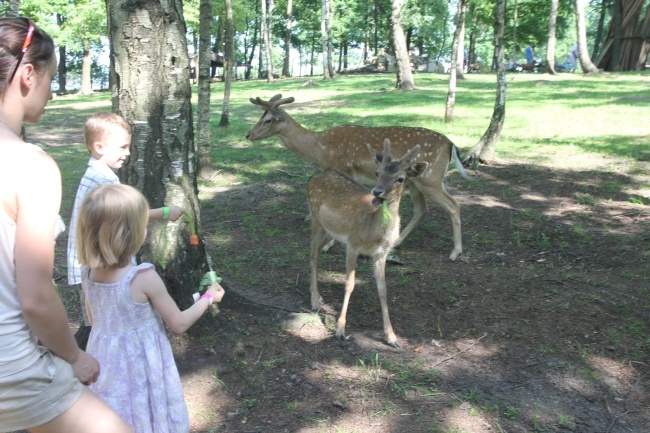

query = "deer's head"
[
  {"left": 367, "top": 139, "right": 428, "bottom": 207},
  {"left": 246, "top": 94, "right": 295, "bottom": 141}
]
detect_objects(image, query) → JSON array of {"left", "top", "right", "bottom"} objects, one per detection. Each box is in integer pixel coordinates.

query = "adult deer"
[
  {"left": 308, "top": 139, "right": 427, "bottom": 347},
  {"left": 247, "top": 94, "right": 473, "bottom": 261}
]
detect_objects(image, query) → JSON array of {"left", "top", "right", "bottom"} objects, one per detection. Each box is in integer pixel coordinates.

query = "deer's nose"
[{"left": 372, "top": 188, "right": 384, "bottom": 198}]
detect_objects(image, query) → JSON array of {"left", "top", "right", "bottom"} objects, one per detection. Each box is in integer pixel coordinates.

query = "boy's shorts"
[{"left": 0, "top": 347, "right": 83, "bottom": 431}]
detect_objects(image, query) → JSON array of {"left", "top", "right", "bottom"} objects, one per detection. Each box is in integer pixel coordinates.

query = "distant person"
[
  {"left": 67, "top": 112, "right": 183, "bottom": 345},
  {"left": 0, "top": 16, "right": 133, "bottom": 432},
  {"left": 77, "top": 183, "right": 225, "bottom": 432},
  {"left": 569, "top": 43, "right": 579, "bottom": 72},
  {"left": 526, "top": 43, "right": 535, "bottom": 64}
]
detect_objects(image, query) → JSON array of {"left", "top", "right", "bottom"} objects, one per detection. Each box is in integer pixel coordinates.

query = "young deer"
[
  {"left": 308, "top": 139, "right": 428, "bottom": 347},
  {"left": 247, "top": 94, "right": 473, "bottom": 262}
]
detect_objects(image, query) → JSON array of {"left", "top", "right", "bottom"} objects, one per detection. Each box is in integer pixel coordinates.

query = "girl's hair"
[
  {"left": 77, "top": 184, "right": 149, "bottom": 269},
  {"left": 0, "top": 17, "right": 55, "bottom": 97},
  {"left": 84, "top": 112, "right": 132, "bottom": 153}
]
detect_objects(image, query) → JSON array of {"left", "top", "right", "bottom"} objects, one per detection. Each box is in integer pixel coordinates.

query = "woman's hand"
[{"left": 70, "top": 349, "right": 101, "bottom": 386}]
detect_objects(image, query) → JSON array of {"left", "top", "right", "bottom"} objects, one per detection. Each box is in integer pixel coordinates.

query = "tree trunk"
[
  {"left": 58, "top": 45, "right": 67, "bottom": 93},
  {"left": 282, "top": 0, "right": 293, "bottom": 77},
  {"left": 106, "top": 0, "right": 210, "bottom": 310},
  {"left": 326, "top": 0, "right": 336, "bottom": 78},
  {"left": 79, "top": 39, "right": 93, "bottom": 95},
  {"left": 392, "top": 0, "right": 415, "bottom": 90},
  {"left": 611, "top": 0, "right": 623, "bottom": 71},
  {"left": 575, "top": 0, "right": 601, "bottom": 74},
  {"left": 261, "top": 0, "right": 274, "bottom": 82},
  {"left": 463, "top": 0, "right": 507, "bottom": 166},
  {"left": 246, "top": 11, "right": 258, "bottom": 80},
  {"left": 456, "top": 17, "right": 466, "bottom": 79},
  {"left": 220, "top": 0, "right": 234, "bottom": 127},
  {"left": 445, "top": 0, "right": 468, "bottom": 121},
  {"left": 512, "top": 0, "right": 518, "bottom": 63},
  {"left": 591, "top": 0, "right": 609, "bottom": 60},
  {"left": 7, "top": 0, "right": 19, "bottom": 17},
  {"left": 321, "top": 0, "right": 331, "bottom": 79},
  {"left": 546, "top": 0, "right": 559, "bottom": 74},
  {"left": 197, "top": 0, "right": 212, "bottom": 174}
]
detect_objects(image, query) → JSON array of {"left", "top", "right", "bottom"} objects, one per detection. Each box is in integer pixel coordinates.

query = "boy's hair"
[
  {"left": 83, "top": 112, "right": 132, "bottom": 154},
  {"left": 77, "top": 184, "right": 149, "bottom": 269}
]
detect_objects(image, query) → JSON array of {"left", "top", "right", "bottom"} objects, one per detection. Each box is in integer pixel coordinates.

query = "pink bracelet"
[{"left": 200, "top": 293, "right": 213, "bottom": 306}]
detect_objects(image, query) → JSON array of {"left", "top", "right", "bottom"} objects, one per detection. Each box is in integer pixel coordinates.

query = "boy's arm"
[{"left": 149, "top": 205, "right": 183, "bottom": 222}]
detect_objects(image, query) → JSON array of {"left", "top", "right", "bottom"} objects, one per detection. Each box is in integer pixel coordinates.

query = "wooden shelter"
[{"left": 596, "top": 0, "right": 650, "bottom": 71}]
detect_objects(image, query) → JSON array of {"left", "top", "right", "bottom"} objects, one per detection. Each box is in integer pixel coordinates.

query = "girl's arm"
[
  {"left": 131, "top": 268, "right": 222, "bottom": 334},
  {"left": 15, "top": 151, "right": 99, "bottom": 385}
]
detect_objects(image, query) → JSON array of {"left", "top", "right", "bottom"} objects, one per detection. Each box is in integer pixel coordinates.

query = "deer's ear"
[
  {"left": 406, "top": 162, "right": 429, "bottom": 178},
  {"left": 367, "top": 144, "right": 383, "bottom": 165}
]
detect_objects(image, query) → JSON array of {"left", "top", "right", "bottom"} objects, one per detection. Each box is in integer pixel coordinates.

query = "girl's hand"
[
  {"left": 168, "top": 205, "right": 183, "bottom": 222},
  {"left": 206, "top": 283, "right": 225, "bottom": 303}
]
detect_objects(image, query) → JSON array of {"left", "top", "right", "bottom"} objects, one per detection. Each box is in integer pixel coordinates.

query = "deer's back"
[{"left": 319, "top": 126, "right": 453, "bottom": 183}]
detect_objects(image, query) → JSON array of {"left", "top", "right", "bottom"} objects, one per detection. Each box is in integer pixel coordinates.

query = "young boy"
[{"left": 67, "top": 112, "right": 183, "bottom": 338}]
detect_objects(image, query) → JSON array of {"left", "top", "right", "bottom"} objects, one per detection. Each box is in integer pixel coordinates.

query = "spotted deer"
[
  {"left": 247, "top": 94, "right": 473, "bottom": 262},
  {"left": 308, "top": 139, "right": 427, "bottom": 347}
]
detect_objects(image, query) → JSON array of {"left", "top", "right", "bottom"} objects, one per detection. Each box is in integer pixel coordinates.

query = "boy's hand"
[
  {"left": 168, "top": 205, "right": 183, "bottom": 222},
  {"left": 206, "top": 283, "right": 225, "bottom": 303}
]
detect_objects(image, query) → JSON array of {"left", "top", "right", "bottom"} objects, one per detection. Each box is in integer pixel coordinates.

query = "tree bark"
[
  {"left": 262, "top": 0, "right": 274, "bottom": 82},
  {"left": 575, "top": 0, "right": 601, "bottom": 73},
  {"left": 392, "top": 0, "right": 415, "bottom": 90},
  {"left": 79, "top": 39, "right": 93, "bottom": 95},
  {"left": 445, "top": 0, "right": 468, "bottom": 121},
  {"left": 463, "top": 0, "right": 507, "bottom": 166},
  {"left": 106, "top": 0, "right": 210, "bottom": 309},
  {"left": 282, "top": 0, "right": 293, "bottom": 77},
  {"left": 591, "top": 0, "right": 609, "bottom": 60},
  {"left": 220, "top": 0, "right": 234, "bottom": 126},
  {"left": 546, "top": 0, "right": 559, "bottom": 74},
  {"left": 321, "top": 0, "right": 332, "bottom": 79},
  {"left": 7, "top": 0, "right": 19, "bottom": 17},
  {"left": 456, "top": 16, "right": 466, "bottom": 80},
  {"left": 197, "top": 0, "right": 212, "bottom": 174}
]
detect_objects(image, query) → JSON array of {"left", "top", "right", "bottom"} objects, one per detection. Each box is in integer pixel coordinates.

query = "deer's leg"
[
  {"left": 420, "top": 182, "right": 462, "bottom": 262},
  {"left": 374, "top": 255, "right": 398, "bottom": 347},
  {"left": 336, "top": 247, "right": 359, "bottom": 342},
  {"left": 309, "top": 223, "right": 331, "bottom": 310},
  {"left": 394, "top": 183, "right": 428, "bottom": 247}
]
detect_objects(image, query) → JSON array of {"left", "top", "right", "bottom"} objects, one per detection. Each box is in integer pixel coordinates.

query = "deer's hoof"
[{"left": 388, "top": 340, "right": 400, "bottom": 348}]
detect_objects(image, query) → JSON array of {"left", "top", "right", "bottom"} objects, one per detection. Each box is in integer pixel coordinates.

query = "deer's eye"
[
  {"left": 375, "top": 171, "right": 379, "bottom": 178},
  {"left": 263, "top": 118, "right": 273, "bottom": 125},
  {"left": 396, "top": 178, "right": 404, "bottom": 184}
]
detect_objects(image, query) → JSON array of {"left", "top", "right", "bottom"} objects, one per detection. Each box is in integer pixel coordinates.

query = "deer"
[
  {"left": 247, "top": 94, "right": 473, "bottom": 262},
  {"left": 308, "top": 139, "right": 428, "bottom": 347}
]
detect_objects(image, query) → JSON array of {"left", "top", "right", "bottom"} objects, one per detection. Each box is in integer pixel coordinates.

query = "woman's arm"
[{"left": 15, "top": 151, "right": 99, "bottom": 384}]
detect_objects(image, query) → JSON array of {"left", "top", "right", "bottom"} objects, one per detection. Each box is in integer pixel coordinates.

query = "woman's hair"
[
  {"left": 0, "top": 17, "right": 55, "bottom": 97},
  {"left": 77, "top": 184, "right": 149, "bottom": 269},
  {"left": 84, "top": 112, "right": 132, "bottom": 153}
]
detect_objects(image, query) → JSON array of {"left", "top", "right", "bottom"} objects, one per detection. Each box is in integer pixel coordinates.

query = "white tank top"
[{"left": 0, "top": 144, "right": 63, "bottom": 376}]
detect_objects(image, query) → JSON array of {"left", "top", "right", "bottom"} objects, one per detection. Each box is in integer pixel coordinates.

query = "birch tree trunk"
[
  {"left": 321, "top": 0, "right": 332, "bottom": 79},
  {"left": 456, "top": 18, "right": 466, "bottom": 79},
  {"left": 197, "top": 0, "right": 212, "bottom": 173},
  {"left": 445, "top": 0, "right": 468, "bottom": 121},
  {"left": 392, "top": 0, "right": 415, "bottom": 90},
  {"left": 282, "top": 0, "right": 293, "bottom": 77},
  {"left": 106, "top": 0, "right": 211, "bottom": 308},
  {"left": 79, "top": 39, "right": 93, "bottom": 95},
  {"left": 262, "top": 0, "right": 274, "bottom": 82},
  {"left": 326, "top": 0, "right": 335, "bottom": 78},
  {"left": 575, "top": 0, "right": 601, "bottom": 73},
  {"left": 463, "top": 0, "right": 507, "bottom": 166},
  {"left": 220, "top": 0, "right": 234, "bottom": 126},
  {"left": 546, "top": 0, "right": 559, "bottom": 74}
]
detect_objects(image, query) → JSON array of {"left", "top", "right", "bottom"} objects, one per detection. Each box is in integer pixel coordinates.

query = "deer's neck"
[{"left": 277, "top": 119, "right": 330, "bottom": 167}]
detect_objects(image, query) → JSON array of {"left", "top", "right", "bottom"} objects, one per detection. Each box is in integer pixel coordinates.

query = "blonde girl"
[{"left": 77, "top": 183, "right": 224, "bottom": 433}]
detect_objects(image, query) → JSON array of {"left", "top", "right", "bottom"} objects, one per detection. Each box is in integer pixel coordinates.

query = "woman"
[{"left": 0, "top": 17, "right": 133, "bottom": 433}]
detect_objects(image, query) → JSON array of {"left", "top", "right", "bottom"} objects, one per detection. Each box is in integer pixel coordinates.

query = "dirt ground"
[{"left": 33, "top": 110, "right": 649, "bottom": 432}]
